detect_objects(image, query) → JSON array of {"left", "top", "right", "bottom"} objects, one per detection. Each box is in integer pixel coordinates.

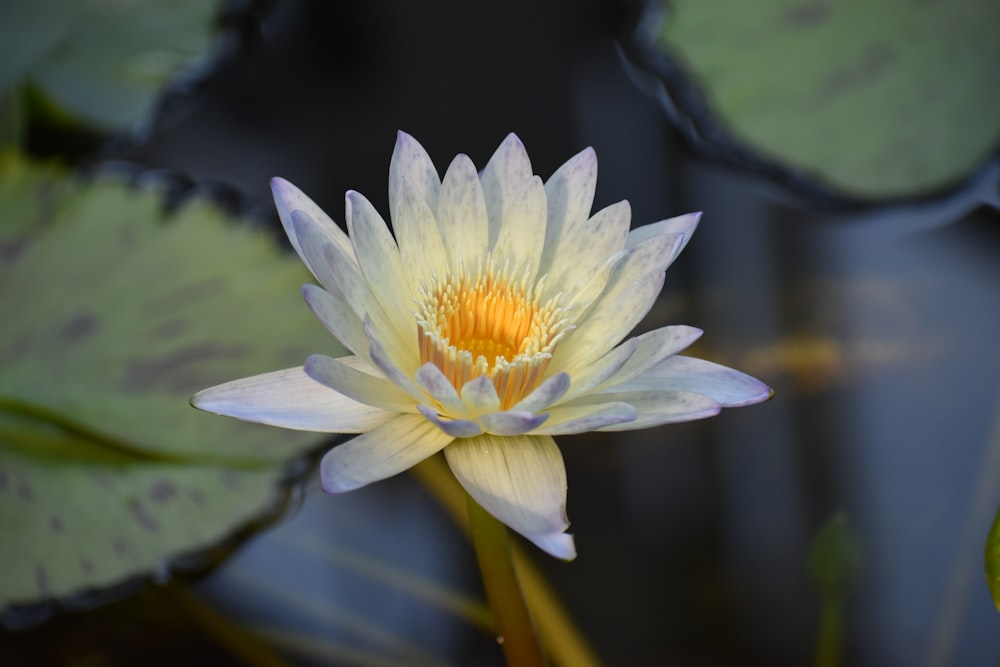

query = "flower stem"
[{"left": 466, "top": 493, "right": 548, "bottom": 667}]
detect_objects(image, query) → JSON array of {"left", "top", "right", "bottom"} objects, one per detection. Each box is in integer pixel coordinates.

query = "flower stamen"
[{"left": 416, "top": 260, "right": 571, "bottom": 410}]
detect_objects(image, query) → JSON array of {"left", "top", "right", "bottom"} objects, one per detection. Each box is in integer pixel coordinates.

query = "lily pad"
[
  {"left": 0, "top": 0, "right": 218, "bottom": 132},
  {"left": 0, "top": 154, "right": 340, "bottom": 618},
  {"left": 639, "top": 0, "right": 1000, "bottom": 200}
]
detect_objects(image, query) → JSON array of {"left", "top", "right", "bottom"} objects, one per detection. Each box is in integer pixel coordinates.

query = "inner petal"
[{"left": 415, "top": 260, "right": 571, "bottom": 410}]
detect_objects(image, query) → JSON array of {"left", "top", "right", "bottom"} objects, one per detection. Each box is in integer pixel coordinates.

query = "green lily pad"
[
  {"left": 0, "top": 1, "right": 217, "bottom": 132},
  {"left": 0, "top": 154, "right": 340, "bottom": 616},
  {"left": 646, "top": 0, "right": 1000, "bottom": 200}
]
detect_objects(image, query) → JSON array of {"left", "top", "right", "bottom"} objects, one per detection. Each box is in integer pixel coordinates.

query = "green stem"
[
  {"left": 813, "top": 598, "right": 842, "bottom": 667},
  {"left": 467, "top": 493, "right": 547, "bottom": 667}
]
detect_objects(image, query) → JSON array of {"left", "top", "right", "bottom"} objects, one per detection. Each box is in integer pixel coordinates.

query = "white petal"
[
  {"left": 531, "top": 402, "right": 638, "bottom": 435},
  {"left": 321, "top": 413, "right": 454, "bottom": 492},
  {"left": 417, "top": 405, "right": 483, "bottom": 438},
  {"left": 479, "top": 133, "right": 534, "bottom": 247},
  {"left": 304, "top": 354, "right": 415, "bottom": 413},
  {"left": 478, "top": 410, "right": 550, "bottom": 436},
  {"left": 603, "top": 355, "right": 773, "bottom": 407},
  {"left": 301, "top": 284, "right": 369, "bottom": 360},
  {"left": 295, "top": 213, "right": 415, "bottom": 370},
  {"left": 584, "top": 390, "right": 722, "bottom": 431},
  {"left": 560, "top": 337, "right": 638, "bottom": 401},
  {"left": 460, "top": 376, "right": 501, "bottom": 415},
  {"left": 545, "top": 199, "right": 631, "bottom": 297},
  {"left": 445, "top": 433, "right": 569, "bottom": 541},
  {"left": 414, "top": 363, "right": 467, "bottom": 417},
  {"left": 490, "top": 174, "right": 547, "bottom": 278},
  {"left": 626, "top": 211, "right": 701, "bottom": 260},
  {"left": 388, "top": 131, "right": 441, "bottom": 222},
  {"left": 271, "top": 178, "right": 357, "bottom": 279},
  {"left": 526, "top": 532, "right": 577, "bottom": 561},
  {"left": 393, "top": 177, "right": 450, "bottom": 286},
  {"left": 364, "top": 316, "right": 424, "bottom": 400},
  {"left": 192, "top": 367, "right": 395, "bottom": 433},
  {"left": 592, "top": 325, "right": 703, "bottom": 391},
  {"left": 538, "top": 147, "right": 597, "bottom": 277},
  {"left": 437, "top": 153, "right": 488, "bottom": 273},
  {"left": 551, "top": 270, "right": 666, "bottom": 373},
  {"left": 345, "top": 190, "right": 414, "bottom": 336},
  {"left": 511, "top": 372, "right": 570, "bottom": 413}
]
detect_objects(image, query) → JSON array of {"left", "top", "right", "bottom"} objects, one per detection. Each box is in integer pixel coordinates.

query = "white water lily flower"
[{"left": 192, "top": 132, "right": 771, "bottom": 560}]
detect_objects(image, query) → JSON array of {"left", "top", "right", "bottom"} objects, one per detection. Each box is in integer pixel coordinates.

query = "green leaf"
[
  {"left": 0, "top": 0, "right": 216, "bottom": 132},
  {"left": 650, "top": 0, "right": 1000, "bottom": 199},
  {"left": 985, "top": 505, "right": 1000, "bottom": 612},
  {"left": 0, "top": 154, "right": 341, "bottom": 612}
]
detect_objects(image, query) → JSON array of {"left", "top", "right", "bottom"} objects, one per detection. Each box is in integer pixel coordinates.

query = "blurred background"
[{"left": 2, "top": 0, "right": 1000, "bottom": 665}]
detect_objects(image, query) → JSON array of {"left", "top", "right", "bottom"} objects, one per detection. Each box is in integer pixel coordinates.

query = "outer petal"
[
  {"left": 477, "top": 410, "right": 550, "bottom": 436},
  {"left": 393, "top": 178, "right": 450, "bottom": 287},
  {"left": 437, "top": 153, "right": 488, "bottom": 273},
  {"left": 445, "top": 434, "right": 572, "bottom": 558},
  {"left": 192, "top": 367, "right": 396, "bottom": 433},
  {"left": 301, "top": 284, "right": 369, "bottom": 361},
  {"left": 626, "top": 211, "right": 701, "bottom": 261},
  {"left": 304, "top": 354, "right": 416, "bottom": 413},
  {"left": 588, "top": 325, "right": 704, "bottom": 393},
  {"left": 321, "top": 413, "right": 454, "bottom": 492},
  {"left": 532, "top": 402, "right": 638, "bottom": 435},
  {"left": 345, "top": 190, "right": 414, "bottom": 334},
  {"left": 539, "top": 147, "right": 598, "bottom": 277},
  {"left": 479, "top": 132, "right": 534, "bottom": 248},
  {"left": 569, "top": 390, "right": 722, "bottom": 431},
  {"left": 417, "top": 405, "right": 483, "bottom": 438},
  {"left": 601, "top": 355, "right": 773, "bottom": 407},
  {"left": 545, "top": 199, "right": 632, "bottom": 298},
  {"left": 389, "top": 131, "right": 441, "bottom": 222},
  {"left": 271, "top": 178, "right": 357, "bottom": 279}
]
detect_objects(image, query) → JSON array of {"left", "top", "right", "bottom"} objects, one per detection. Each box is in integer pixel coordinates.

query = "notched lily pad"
[
  {"left": 631, "top": 0, "right": 1000, "bottom": 202},
  {"left": 0, "top": 0, "right": 221, "bottom": 132},
  {"left": 0, "top": 154, "right": 341, "bottom": 620}
]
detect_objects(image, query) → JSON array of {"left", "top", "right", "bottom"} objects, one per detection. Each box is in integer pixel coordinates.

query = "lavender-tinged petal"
[
  {"left": 538, "top": 147, "right": 598, "bottom": 277},
  {"left": 602, "top": 355, "right": 773, "bottom": 407},
  {"left": 364, "top": 315, "right": 424, "bottom": 401},
  {"left": 546, "top": 199, "right": 632, "bottom": 298},
  {"left": 480, "top": 133, "right": 535, "bottom": 247},
  {"left": 301, "top": 284, "right": 369, "bottom": 360},
  {"left": 460, "top": 375, "right": 501, "bottom": 415},
  {"left": 414, "top": 363, "right": 467, "bottom": 416},
  {"left": 345, "top": 190, "right": 414, "bottom": 329},
  {"left": 393, "top": 178, "right": 450, "bottom": 287},
  {"left": 531, "top": 402, "right": 638, "bottom": 435},
  {"left": 591, "top": 325, "right": 703, "bottom": 392},
  {"left": 271, "top": 177, "right": 358, "bottom": 276},
  {"left": 417, "top": 404, "right": 483, "bottom": 438},
  {"left": 304, "top": 354, "right": 415, "bottom": 413},
  {"left": 437, "top": 153, "right": 489, "bottom": 273},
  {"left": 389, "top": 131, "right": 441, "bottom": 222},
  {"left": 560, "top": 337, "right": 638, "bottom": 401},
  {"left": 526, "top": 532, "right": 576, "bottom": 561},
  {"left": 321, "top": 413, "right": 454, "bottom": 492},
  {"left": 626, "top": 211, "right": 702, "bottom": 261},
  {"left": 511, "top": 372, "right": 570, "bottom": 413},
  {"left": 445, "top": 433, "right": 570, "bottom": 543},
  {"left": 192, "top": 367, "right": 395, "bottom": 433},
  {"left": 584, "top": 390, "right": 722, "bottom": 432},
  {"left": 478, "top": 410, "right": 550, "bottom": 436}
]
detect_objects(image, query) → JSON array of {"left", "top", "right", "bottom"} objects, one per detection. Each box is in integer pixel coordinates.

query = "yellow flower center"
[{"left": 415, "top": 261, "right": 570, "bottom": 410}]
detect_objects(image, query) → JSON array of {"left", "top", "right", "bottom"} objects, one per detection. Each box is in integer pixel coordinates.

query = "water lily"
[{"left": 192, "top": 132, "right": 771, "bottom": 560}]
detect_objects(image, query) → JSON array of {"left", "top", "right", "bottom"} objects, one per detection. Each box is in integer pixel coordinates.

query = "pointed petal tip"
[{"left": 527, "top": 531, "right": 577, "bottom": 561}]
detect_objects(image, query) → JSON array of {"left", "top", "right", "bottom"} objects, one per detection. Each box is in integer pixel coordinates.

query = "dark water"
[{"left": 10, "top": 0, "right": 1000, "bottom": 664}]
